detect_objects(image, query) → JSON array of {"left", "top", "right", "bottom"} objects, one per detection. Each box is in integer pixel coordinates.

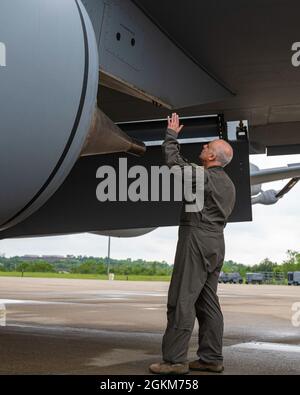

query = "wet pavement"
[{"left": 0, "top": 277, "right": 299, "bottom": 375}]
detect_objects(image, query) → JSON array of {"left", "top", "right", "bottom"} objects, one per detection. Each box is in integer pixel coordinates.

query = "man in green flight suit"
[{"left": 150, "top": 113, "right": 236, "bottom": 375}]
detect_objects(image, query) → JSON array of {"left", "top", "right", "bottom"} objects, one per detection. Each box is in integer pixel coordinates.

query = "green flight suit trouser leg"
[{"left": 162, "top": 225, "right": 225, "bottom": 365}]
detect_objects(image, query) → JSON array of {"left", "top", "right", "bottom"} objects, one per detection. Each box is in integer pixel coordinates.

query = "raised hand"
[{"left": 167, "top": 113, "right": 184, "bottom": 134}]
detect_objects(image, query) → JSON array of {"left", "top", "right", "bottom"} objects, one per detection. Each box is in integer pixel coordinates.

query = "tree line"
[
  {"left": 222, "top": 250, "right": 300, "bottom": 276},
  {"left": 0, "top": 251, "right": 299, "bottom": 276},
  {"left": 0, "top": 256, "right": 173, "bottom": 276}
]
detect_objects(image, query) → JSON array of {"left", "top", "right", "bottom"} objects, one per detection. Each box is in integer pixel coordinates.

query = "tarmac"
[{"left": 0, "top": 277, "right": 299, "bottom": 375}]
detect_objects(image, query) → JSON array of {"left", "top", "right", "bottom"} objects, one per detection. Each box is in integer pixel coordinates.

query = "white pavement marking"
[
  {"left": 230, "top": 342, "right": 300, "bottom": 353},
  {"left": 0, "top": 291, "right": 166, "bottom": 305},
  {"left": 86, "top": 348, "right": 155, "bottom": 368},
  {"left": 0, "top": 299, "right": 46, "bottom": 305}
]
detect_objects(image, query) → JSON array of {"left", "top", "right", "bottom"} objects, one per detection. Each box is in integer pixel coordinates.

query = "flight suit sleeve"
[
  {"left": 162, "top": 128, "right": 206, "bottom": 185},
  {"left": 162, "top": 128, "right": 190, "bottom": 168}
]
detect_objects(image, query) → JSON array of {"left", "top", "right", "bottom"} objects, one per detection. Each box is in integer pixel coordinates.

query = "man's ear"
[{"left": 208, "top": 152, "right": 217, "bottom": 161}]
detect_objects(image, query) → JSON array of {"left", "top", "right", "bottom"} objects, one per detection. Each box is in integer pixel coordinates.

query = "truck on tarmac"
[
  {"left": 219, "top": 272, "right": 243, "bottom": 284},
  {"left": 288, "top": 272, "right": 300, "bottom": 286},
  {"left": 245, "top": 273, "right": 264, "bottom": 285}
]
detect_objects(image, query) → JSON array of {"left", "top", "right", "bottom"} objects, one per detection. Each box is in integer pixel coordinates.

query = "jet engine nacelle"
[
  {"left": 92, "top": 228, "right": 157, "bottom": 238},
  {"left": 0, "top": 0, "right": 99, "bottom": 231}
]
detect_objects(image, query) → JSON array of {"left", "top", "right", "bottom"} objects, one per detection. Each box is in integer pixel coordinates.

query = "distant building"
[
  {"left": 20, "top": 255, "right": 66, "bottom": 262},
  {"left": 20, "top": 255, "right": 40, "bottom": 261},
  {"left": 42, "top": 255, "right": 66, "bottom": 262}
]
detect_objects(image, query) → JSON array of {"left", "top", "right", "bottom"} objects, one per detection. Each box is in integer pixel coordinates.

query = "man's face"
[{"left": 199, "top": 143, "right": 212, "bottom": 164}]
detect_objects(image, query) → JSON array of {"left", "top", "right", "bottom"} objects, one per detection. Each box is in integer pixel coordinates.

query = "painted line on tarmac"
[
  {"left": 230, "top": 342, "right": 300, "bottom": 353},
  {"left": 0, "top": 299, "right": 48, "bottom": 305}
]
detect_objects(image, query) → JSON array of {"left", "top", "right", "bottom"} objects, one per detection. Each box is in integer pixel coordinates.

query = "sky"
[{"left": 0, "top": 154, "right": 299, "bottom": 266}]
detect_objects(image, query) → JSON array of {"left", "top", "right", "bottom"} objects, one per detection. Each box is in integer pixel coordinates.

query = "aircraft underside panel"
[{"left": 82, "top": 0, "right": 233, "bottom": 109}]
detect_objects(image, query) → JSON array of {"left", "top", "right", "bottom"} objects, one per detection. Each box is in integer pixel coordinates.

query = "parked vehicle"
[
  {"left": 219, "top": 272, "right": 243, "bottom": 284},
  {"left": 245, "top": 273, "right": 264, "bottom": 284},
  {"left": 218, "top": 272, "right": 228, "bottom": 283},
  {"left": 288, "top": 272, "right": 300, "bottom": 286}
]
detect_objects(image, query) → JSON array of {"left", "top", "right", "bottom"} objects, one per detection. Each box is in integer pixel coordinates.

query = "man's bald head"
[
  {"left": 199, "top": 139, "right": 234, "bottom": 168},
  {"left": 210, "top": 140, "right": 234, "bottom": 167}
]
